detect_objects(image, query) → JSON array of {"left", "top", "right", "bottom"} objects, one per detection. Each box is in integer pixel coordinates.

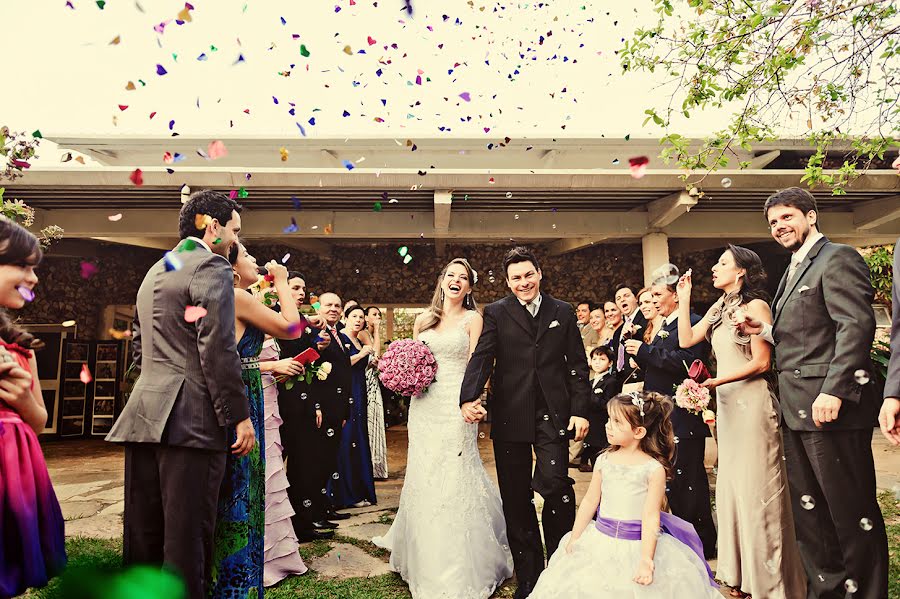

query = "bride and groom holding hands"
[{"left": 374, "top": 246, "right": 591, "bottom": 599}]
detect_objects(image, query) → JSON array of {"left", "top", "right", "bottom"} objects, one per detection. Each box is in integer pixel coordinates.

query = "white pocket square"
[
  {"left": 798, "top": 285, "right": 810, "bottom": 294},
  {"left": 549, "top": 320, "right": 560, "bottom": 328}
]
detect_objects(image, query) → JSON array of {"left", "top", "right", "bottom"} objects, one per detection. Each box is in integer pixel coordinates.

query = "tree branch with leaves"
[
  {"left": 621, "top": 0, "right": 899, "bottom": 194},
  {"left": 0, "top": 127, "right": 63, "bottom": 248}
]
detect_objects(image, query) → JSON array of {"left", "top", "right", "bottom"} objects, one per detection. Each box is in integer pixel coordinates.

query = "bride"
[{"left": 373, "top": 258, "right": 513, "bottom": 598}]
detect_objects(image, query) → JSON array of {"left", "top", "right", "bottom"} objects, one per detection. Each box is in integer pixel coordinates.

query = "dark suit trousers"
[
  {"left": 286, "top": 415, "right": 342, "bottom": 531},
  {"left": 492, "top": 409, "right": 575, "bottom": 595},
  {"left": 782, "top": 427, "right": 888, "bottom": 599},
  {"left": 666, "top": 438, "right": 717, "bottom": 558},
  {"left": 123, "top": 443, "right": 225, "bottom": 599}
]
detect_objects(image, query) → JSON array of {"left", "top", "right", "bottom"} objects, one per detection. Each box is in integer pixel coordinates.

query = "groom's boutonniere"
[
  {"left": 548, "top": 320, "right": 560, "bottom": 329},
  {"left": 658, "top": 330, "right": 670, "bottom": 339}
]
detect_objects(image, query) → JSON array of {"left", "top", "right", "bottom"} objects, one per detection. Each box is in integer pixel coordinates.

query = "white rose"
[
  {"left": 316, "top": 368, "right": 329, "bottom": 381},
  {"left": 319, "top": 362, "right": 333, "bottom": 375}
]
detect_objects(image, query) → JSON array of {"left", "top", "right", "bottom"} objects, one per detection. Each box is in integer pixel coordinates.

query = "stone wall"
[{"left": 20, "top": 240, "right": 740, "bottom": 339}]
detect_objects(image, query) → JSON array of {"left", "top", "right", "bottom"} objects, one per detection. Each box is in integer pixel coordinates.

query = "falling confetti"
[
  {"left": 16, "top": 286, "right": 34, "bottom": 302},
  {"left": 398, "top": 246, "right": 409, "bottom": 257},
  {"left": 283, "top": 217, "right": 299, "bottom": 233},
  {"left": 281, "top": 253, "right": 291, "bottom": 264},
  {"left": 163, "top": 251, "right": 183, "bottom": 271},
  {"left": 628, "top": 156, "right": 649, "bottom": 179},
  {"left": 195, "top": 214, "right": 213, "bottom": 230},
  {"left": 156, "top": 64, "right": 168, "bottom": 76},
  {"left": 62, "top": 320, "right": 77, "bottom": 327},
  {"left": 108, "top": 213, "right": 123, "bottom": 221},
  {"left": 279, "top": 147, "right": 289, "bottom": 161},
  {"left": 80, "top": 364, "right": 93, "bottom": 384},
  {"left": 184, "top": 305, "right": 208, "bottom": 322},
  {"left": 129, "top": 168, "right": 143, "bottom": 186},
  {"left": 207, "top": 140, "right": 228, "bottom": 159},
  {"left": 80, "top": 262, "right": 99, "bottom": 279}
]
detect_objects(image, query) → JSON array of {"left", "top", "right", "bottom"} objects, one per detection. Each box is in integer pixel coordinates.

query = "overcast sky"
[{"left": 3, "top": 0, "right": 755, "bottom": 143}]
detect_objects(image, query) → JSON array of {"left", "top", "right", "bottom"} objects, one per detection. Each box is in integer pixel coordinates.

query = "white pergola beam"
[
  {"left": 853, "top": 195, "right": 900, "bottom": 230},
  {"left": 434, "top": 190, "right": 453, "bottom": 232},
  {"left": 647, "top": 191, "right": 698, "bottom": 228},
  {"left": 547, "top": 237, "right": 609, "bottom": 256},
  {"left": 30, "top": 208, "right": 900, "bottom": 244},
  {"left": 750, "top": 150, "right": 781, "bottom": 169}
]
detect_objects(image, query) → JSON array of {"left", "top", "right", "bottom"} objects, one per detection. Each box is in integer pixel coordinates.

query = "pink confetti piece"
[
  {"left": 80, "top": 261, "right": 99, "bottom": 279},
  {"left": 459, "top": 92, "right": 471, "bottom": 102},
  {"left": 628, "top": 156, "right": 649, "bottom": 179},
  {"left": 80, "top": 363, "right": 93, "bottom": 384},
  {"left": 184, "top": 305, "right": 208, "bottom": 323},
  {"left": 207, "top": 140, "right": 228, "bottom": 159}
]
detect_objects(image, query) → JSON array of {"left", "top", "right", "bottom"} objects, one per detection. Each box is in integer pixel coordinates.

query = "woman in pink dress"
[
  {"left": 259, "top": 336, "right": 308, "bottom": 585},
  {"left": 0, "top": 218, "right": 66, "bottom": 596}
]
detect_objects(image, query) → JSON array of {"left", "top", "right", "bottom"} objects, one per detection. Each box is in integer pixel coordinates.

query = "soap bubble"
[
  {"left": 798, "top": 410, "right": 807, "bottom": 419},
  {"left": 302, "top": 499, "right": 312, "bottom": 508},
  {"left": 854, "top": 370, "right": 870, "bottom": 385},
  {"left": 721, "top": 177, "right": 732, "bottom": 188},
  {"left": 800, "top": 494, "right": 816, "bottom": 510},
  {"left": 651, "top": 263, "right": 680, "bottom": 286},
  {"left": 844, "top": 579, "right": 858, "bottom": 594},
  {"left": 332, "top": 473, "right": 340, "bottom": 480},
  {"left": 859, "top": 518, "right": 873, "bottom": 531},
  {"left": 326, "top": 428, "right": 335, "bottom": 437}
]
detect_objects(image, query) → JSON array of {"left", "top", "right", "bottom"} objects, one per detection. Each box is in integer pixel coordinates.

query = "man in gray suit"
[
  {"left": 741, "top": 187, "right": 888, "bottom": 599},
  {"left": 879, "top": 237, "right": 900, "bottom": 446},
  {"left": 106, "top": 190, "right": 255, "bottom": 598}
]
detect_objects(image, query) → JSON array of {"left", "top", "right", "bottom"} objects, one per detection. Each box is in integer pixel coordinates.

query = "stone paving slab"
[
  {"left": 64, "top": 512, "right": 124, "bottom": 540},
  {"left": 337, "top": 521, "right": 392, "bottom": 543},
  {"left": 309, "top": 543, "right": 393, "bottom": 579}
]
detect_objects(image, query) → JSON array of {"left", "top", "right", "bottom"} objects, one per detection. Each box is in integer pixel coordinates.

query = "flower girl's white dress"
[{"left": 528, "top": 454, "right": 721, "bottom": 598}]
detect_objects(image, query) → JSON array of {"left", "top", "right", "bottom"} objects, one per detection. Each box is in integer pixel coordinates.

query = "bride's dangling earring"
[{"left": 440, "top": 289, "right": 445, "bottom": 303}]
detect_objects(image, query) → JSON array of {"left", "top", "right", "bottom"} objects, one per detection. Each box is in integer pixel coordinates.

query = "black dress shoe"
[
  {"left": 326, "top": 510, "right": 351, "bottom": 520},
  {"left": 312, "top": 520, "right": 338, "bottom": 530},
  {"left": 297, "top": 528, "right": 335, "bottom": 542}
]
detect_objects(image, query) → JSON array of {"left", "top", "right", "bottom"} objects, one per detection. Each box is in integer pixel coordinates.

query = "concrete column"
[{"left": 642, "top": 232, "right": 670, "bottom": 287}]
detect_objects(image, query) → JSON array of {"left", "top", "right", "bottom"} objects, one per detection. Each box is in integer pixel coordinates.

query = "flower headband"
[{"left": 630, "top": 391, "right": 645, "bottom": 420}]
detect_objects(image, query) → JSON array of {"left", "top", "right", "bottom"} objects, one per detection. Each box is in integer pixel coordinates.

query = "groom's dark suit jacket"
[
  {"left": 772, "top": 236, "right": 876, "bottom": 430},
  {"left": 460, "top": 293, "right": 591, "bottom": 443}
]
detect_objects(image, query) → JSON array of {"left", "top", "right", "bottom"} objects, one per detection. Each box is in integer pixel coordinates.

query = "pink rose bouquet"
[
  {"left": 674, "top": 378, "right": 715, "bottom": 424},
  {"left": 378, "top": 339, "right": 437, "bottom": 397}
]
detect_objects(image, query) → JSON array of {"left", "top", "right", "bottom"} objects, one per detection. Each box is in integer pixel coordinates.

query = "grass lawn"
[{"left": 26, "top": 491, "right": 900, "bottom": 598}]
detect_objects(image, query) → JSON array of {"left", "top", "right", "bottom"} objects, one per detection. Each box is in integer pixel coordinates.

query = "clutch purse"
[
  {"left": 687, "top": 359, "right": 710, "bottom": 383},
  {"left": 292, "top": 348, "right": 321, "bottom": 366}
]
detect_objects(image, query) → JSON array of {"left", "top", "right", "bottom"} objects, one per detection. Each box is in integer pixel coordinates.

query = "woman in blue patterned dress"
[{"left": 210, "top": 243, "right": 308, "bottom": 598}]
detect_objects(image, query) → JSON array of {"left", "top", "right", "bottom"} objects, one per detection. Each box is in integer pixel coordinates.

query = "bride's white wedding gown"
[{"left": 373, "top": 311, "right": 513, "bottom": 598}]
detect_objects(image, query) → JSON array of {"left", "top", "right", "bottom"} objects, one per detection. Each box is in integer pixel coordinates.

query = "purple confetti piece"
[
  {"left": 16, "top": 286, "right": 34, "bottom": 303},
  {"left": 156, "top": 64, "right": 167, "bottom": 75},
  {"left": 459, "top": 92, "right": 471, "bottom": 102}
]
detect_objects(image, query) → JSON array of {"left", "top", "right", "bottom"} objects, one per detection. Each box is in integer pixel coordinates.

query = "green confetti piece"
[
  {"left": 373, "top": 201, "right": 382, "bottom": 212},
  {"left": 172, "top": 53, "right": 178, "bottom": 62},
  {"left": 312, "top": 302, "right": 321, "bottom": 311},
  {"left": 397, "top": 246, "right": 408, "bottom": 257},
  {"left": 403, "top": 254, "right": 413, "bottom": 264},
  {"left": 31, "top": 130, "right": 42, "bottom": 139},
  {"left": 625, "top": 134, "right": 631, "bottom": 141},
  {"left": 139, "top": 79, "right": 146, "bottom": 86},
  {"left": 300, "top": 44, "right": 310, "bottom": 57},
  {"left": 96, "top": 0, "right": 105, "bottom": 8},
  {"left": 210, "top": 45, "right": 218, "bottom": 51},
  {"left": 212, "top": 238, "right": 222, "bottom": 245},
  {"left": 238, "top": 187, "right": 249, "bottom": 198},
  {"left": 179, "top": 239, "right": 197, "bottom": 252}
]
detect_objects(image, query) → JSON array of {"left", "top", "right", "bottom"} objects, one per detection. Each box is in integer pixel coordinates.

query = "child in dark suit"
[{"left": 580, "top": 346, "right": 624, "bottom": 471}]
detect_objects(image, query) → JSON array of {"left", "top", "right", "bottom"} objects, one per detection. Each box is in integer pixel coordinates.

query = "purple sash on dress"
[{"left": 595, "top": 512, "right": 717, "bottom": 587}]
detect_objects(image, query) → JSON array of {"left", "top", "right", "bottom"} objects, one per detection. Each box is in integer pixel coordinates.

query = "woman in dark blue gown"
[{"left": 330, "top": 305, "right": 377, "bottom": 508}]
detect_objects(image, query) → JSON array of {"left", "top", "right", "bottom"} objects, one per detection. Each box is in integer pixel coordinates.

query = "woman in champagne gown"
[{"left": 676, "top": 245, "right": 805, "bottom": 598}]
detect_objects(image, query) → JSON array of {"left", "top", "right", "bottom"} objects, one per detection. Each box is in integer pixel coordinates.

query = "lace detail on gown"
[{"left": 373, "top": 311, "right": 513, "bottom": 599}]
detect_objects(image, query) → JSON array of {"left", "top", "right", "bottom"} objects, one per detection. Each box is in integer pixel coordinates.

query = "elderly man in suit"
[
  {"left": 625, "top": 271, "right": 716, "bottom": 558},
  {"left": 740, "top": 187, "right": 888, "bottom": 599},
  {"left": 106, "top": 190, "right": 254, "bottom": 599}
]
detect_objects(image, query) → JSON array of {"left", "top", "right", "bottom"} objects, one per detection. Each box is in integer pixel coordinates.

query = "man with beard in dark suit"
[
  {"left": 739, "top": 187, "right": 887, "bottom": 598},
  {"left": 626, "top": 270, "right": 716, "bottom": 558}
]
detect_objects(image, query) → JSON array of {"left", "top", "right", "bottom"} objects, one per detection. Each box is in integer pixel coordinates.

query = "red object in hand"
[
  {"left": 688, "top": 360, "right": 710, "bottom": 383},
  {"left": 293, "top": 348, "right": 320, "bottom": 366},
  {"left": 264, "top": 274, "right": 275, "bottom": 282}
]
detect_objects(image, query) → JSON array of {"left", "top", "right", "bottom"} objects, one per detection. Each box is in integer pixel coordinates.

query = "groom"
[{"left": 461, "top": 247, "right": 591, "bottom": 599}]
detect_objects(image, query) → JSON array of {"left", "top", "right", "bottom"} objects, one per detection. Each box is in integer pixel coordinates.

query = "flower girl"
[{"left": 528, "top": 391, "right": 719, "bottom": 598}]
